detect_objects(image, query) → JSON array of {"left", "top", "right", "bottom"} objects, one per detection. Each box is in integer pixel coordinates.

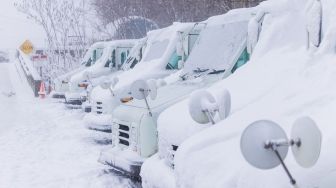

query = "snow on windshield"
[
  {"left": 143, "top": 39, "right": 169, "bottom": 62},
  {"left": 184, "top": 21, "right": 248, "bottom": 72}
]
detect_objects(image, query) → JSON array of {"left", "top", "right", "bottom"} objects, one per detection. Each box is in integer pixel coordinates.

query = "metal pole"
[
  {"left": 273, "top": 148, "right": 296, "bottom": 185},
  {"left": 141, "top": 89, "right": 152, "bottom": 117}
]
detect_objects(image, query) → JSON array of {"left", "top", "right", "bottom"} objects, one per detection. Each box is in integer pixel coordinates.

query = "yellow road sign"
[{"left": 20, "top": 40, "right": 34, "bottom": 55}]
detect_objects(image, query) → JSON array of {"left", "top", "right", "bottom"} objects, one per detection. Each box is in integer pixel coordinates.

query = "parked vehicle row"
[{"left": 50, "top": 2, "right": 325, "bottom": 187}]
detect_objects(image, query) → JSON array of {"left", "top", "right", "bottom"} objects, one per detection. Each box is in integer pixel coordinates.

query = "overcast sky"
[{"left": 0, "top": 0, "right": 46, "bottom": 50}]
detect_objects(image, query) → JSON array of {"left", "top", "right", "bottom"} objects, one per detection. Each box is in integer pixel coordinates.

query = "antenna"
[
  {"left": 130, "top": 79, "right": 157, "bottom": 116},
  {"left": 188, "top": 89, "right": 231, "bottom": 125},
  {"left": 240, "top": 117, "right": 322, "bottom": 186}
]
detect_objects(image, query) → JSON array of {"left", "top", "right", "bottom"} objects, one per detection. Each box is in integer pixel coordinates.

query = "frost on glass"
[{"left": 184, "top": 21, "right": 248, "bottom": 72}]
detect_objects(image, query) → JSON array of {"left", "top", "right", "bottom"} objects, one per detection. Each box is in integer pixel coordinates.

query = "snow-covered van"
[
  {"left": 100, "top": 10, "right": 253, "bottom": 179},
  {"left": 64, "top": 40, "right": 137, "bottom": 108},
  {"left": 85, "top": 22, "right": 196, "bottom": 131},
  {"left": 52, "top": 42, "right": 106, "bottom": 99},
  {"left": 139, "top": 9, "right": 258, "bottom": 187}
]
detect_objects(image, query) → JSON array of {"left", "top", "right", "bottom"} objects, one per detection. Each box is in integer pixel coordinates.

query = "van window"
[
  {"left": 105, "top": 49, "right": 116, "bottom": 68},
  {"left": 166, "top": 51, "right": 182, "bottom": 70},
  {"left": 121, "top": 52, "right": 127, "bottom": 65},
  {"left": 85, "top": 58, "right": 92, "bottom": 67},
  {"left": 231, "top": 48, "right": 249, "bottom": 74}
]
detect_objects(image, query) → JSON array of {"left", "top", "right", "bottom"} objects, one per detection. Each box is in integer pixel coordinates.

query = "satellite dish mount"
[
  {"left": 189, "top": 89, "right": 231, "bottom": 125},
  {"left": 130, "top": 80, "right": 158, "bottom": 117},
  {"left": 240, "top": 117, "right": 322, "bottom": 186}
]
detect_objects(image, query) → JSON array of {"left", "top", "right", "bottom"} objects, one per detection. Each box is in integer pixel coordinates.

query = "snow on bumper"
[
  {"left": 83, "top": 113, "right": 112, "bottom": 132},
  {"left": 99, "top": 147, "right": 145, "bottom": 178},
  {"left": 141, "top": 154, "right": 176, "bottom": 188}
]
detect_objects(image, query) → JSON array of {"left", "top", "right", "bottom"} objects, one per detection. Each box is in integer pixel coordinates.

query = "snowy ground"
[{"left": 0, "top": 60, "right": 140, "bottom": 187}]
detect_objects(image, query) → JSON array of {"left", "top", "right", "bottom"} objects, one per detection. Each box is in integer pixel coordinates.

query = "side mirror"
[{"left": 100, "top": 80, "right": 112, "bottom": 90}]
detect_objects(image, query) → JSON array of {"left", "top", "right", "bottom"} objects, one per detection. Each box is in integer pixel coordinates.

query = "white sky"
[{"left": 0, "top": 0, "right": 46, "bottom": 50}]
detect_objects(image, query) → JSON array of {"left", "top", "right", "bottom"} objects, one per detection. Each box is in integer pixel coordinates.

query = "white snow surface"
[
  {"left": 143, "top": 0, "right": 336, "bottom": 187},
  {"left": 0, "top": 55, "right": 139, "bottom": 187}
]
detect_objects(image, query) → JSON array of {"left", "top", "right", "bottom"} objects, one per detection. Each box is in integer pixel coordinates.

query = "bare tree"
[
  {"left": 92, "top": 0, "right": 264, "bottom": 40},
  {"left": 15, "top": 0, "right": 92, "bottom": 79}
]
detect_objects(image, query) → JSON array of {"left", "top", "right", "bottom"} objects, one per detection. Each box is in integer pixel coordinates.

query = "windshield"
[
  {"left": 184, "top": 21, "right": 248, "bottom": 72},
  {"left": 143, "top": 39, "right": 169, "bottom": 62}
]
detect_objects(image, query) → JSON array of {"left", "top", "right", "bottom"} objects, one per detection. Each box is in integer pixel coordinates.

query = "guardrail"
[{"left": 16, "top": 49, "right": 42, "bottom": 97}]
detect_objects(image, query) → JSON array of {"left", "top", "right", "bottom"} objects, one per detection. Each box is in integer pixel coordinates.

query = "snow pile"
[
  {"left": 160, "top": 0, "right": 336, "bottom": 187},
  {"left": 0, "top": 55, "right": 139, "bottom": 188}
]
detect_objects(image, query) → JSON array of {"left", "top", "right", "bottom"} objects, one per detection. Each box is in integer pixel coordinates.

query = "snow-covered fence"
[{"left": 16, "top": 50, "right": 42, "bottom": 97}]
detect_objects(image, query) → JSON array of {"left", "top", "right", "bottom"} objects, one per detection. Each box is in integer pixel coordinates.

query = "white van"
[
  {"left": 52, "top": 42, "right": 106, "bottom": 99},
  {"left": 65, "top": 40, "right": 137, "bottom": 108},
  {"left": 140, "top": 9, "right": 259, "bottom": 187},
  {"left": 100, "top": 10, "right": 253, "bottom": 179},
  {"left": 85, "top": 22, "right": 197, "bottom": 131}
]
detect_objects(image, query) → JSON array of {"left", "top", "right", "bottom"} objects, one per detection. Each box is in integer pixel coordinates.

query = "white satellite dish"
[
  {"left": 217, "top": 89, "right": 231, "bottom": 120},
  {"left": 240, "top": 117, "right": 322, "bottom": 186},
  {"left": 240, "top": 120, "right": 288, "bottom": 170},
  {"left": 147, "top": 79, "right": 158, "bottom": 100},
  {"left": 130, "top": 79, "right": 157, "bottom": 116},
  {"left": 189, "top": 90, "right": 216, "bottom": 124},
  {"left": 82, "top": 71, "right": 92, "bottom": 80},
  {"left": 291, "top": 116, "right": 322, "bottom": 168},
  {"left": 130, "top": 79, "right": 149, "bottom": 100},
  {"left": 111, "top": 77, "right": 119, "bottom": 88},
  {"left": 100, "top": 80, "right": 112, "bottom": 90},
  {"left": 189, "top": 89, "right": 231, "bottom": 125}
]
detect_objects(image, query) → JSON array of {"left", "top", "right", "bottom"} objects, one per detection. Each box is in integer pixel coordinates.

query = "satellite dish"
[
  {"left": 111, "top": 77, "right": 119, "bottom": 88},
  {"left": 216, "top": 89, "right": 231, "bottom": 120},
  {"left": 100, "top": 80, "right": 112, "bottom": 90},
  {"left": 240, "top": 120, "right": 289, "bottom": 169},
  {"left": 291, "top": 116, "right": 322, "bottom": 168},
  {"left": 240, "top": 117, "right": 322, "bottom": 186},
  {"left": 130, "top": 79, "right": 149, "bottom": 100},
  {"left": 188, "top": 90, "right": 216, "bottom": 124},
  {"left": 82, "top": 71, "right": 92, "bottom": 80},
  {"left": 147, "top": 79, "right": 157, "bottom": 100}
]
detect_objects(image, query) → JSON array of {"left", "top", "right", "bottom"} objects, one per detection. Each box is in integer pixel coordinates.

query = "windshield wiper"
[
  {"left": 209, "top": 69, "right": 225, "bottom": 75},
  {"left": 193, "top": 68, "right": 209, "bottom": 73}
]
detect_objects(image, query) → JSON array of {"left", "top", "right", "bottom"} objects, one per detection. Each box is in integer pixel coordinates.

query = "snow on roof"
[
  {"left": 107, "top": 22, "right": 195, "bottom": 91},
  {"left": 70, "top": 39, "right": 138, "bottom": 84}
]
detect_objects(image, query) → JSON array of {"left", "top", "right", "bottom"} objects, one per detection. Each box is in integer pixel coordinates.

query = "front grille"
[
  {"left": 119, "top": 132, "right": 129, "bottom": 139},
  {"left": 118, "top": 123, "right": 131, "bottom": 147},
  {"left": 119, "top": 139, "right": 129, "bottom": 146},
  {"left": 95, "top": 101, "right": 103, "bottom": 114},
  {"left": 119, "top": 124, "right": 130, "bottom": 131}
]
